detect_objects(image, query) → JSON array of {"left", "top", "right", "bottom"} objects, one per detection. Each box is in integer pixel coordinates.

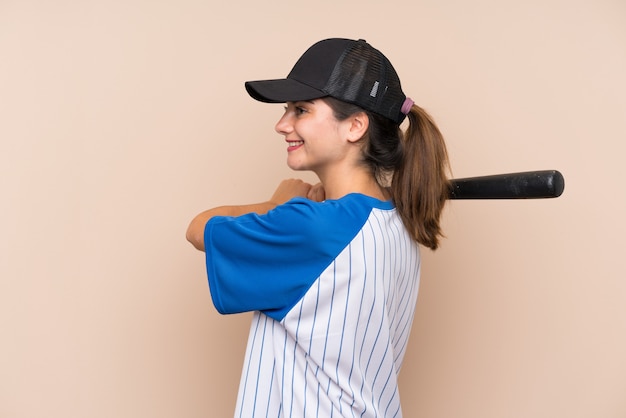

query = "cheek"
[
  {"left": 294, "top": 115, "right": 342, "bottom": 148},
  {"left": 305, "top": 119, "right": 337, "bottom": 140}
]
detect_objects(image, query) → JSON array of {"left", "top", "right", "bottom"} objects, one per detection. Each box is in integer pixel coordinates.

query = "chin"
[{"left": 286, "top": 160, "right": 309, "bottom": 172}]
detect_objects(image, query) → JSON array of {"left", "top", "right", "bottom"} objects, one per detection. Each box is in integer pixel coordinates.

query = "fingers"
[
  {"left": 270, "top": 179, "right": 327, "bottom": 205},
  {"left": 307, "top": 182, "right": 326, "bottom": 202},
  {"left": 270, "top": 179, "right": 313, "bottom": 205}
]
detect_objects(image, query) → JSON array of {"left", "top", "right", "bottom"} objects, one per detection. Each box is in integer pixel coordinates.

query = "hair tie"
[{"left": 401, "top": 97, "right": 414, "bottom": 115}]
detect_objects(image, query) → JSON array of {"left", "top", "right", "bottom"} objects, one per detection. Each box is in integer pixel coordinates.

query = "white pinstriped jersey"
[{"left": 204, "top": 194, "right": 421, "bottom": 417}]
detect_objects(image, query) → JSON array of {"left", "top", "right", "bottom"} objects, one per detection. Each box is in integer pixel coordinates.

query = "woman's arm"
[{"left": 186, "top": 179, "right": 317, "bottom": 251}]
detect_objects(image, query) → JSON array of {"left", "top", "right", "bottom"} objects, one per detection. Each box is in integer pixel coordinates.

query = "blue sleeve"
[{"left": 203, "top": 197, "right": 374, "bottom": 321}]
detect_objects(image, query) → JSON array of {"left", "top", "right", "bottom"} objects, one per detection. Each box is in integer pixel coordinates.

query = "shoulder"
[
  {"left": 266, "top": 194, "right": 393, "bottom": 233},
  {"left": 271, "top": 193, "right": 394, "bottom": 218},
  {"left": 206, "top": 194, "right": 394, "bottom": 255},
  {"left": 207, "top": 194, "right": 395, "bottom": 242}
]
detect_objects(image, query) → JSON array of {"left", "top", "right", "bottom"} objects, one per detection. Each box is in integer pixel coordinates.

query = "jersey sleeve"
[{"left": 203, "top": 197, "right": 374, "bottom": 321}]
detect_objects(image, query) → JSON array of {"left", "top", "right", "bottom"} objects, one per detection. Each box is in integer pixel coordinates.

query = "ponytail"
[
  {"left": 323, "top": 97, "right": 450, "bottom": 250},
  {"left": 391, "top": 105, "right": 450, "bottom": 250}
]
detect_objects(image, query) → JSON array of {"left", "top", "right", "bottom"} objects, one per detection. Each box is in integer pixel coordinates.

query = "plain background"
[{"left": 1, "top": 0, "right": 625, "bottom": 417}]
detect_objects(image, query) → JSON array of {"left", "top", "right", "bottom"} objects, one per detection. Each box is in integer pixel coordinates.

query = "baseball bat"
[{"left": 448, "top": 170, "right": 565, "bottom": 199}]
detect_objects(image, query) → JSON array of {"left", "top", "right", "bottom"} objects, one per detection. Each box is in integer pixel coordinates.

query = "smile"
[{"left": 287, "top": 140, "right": 304, "bottom": 151}]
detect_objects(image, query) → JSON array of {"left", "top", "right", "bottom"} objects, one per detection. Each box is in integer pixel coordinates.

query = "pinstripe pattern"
[{"left": 234, "top": 207, "right": 421, "bottom": 417}]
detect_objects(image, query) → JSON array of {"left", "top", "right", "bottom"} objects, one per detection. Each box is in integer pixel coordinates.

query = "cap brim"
[{"left": 245, "top": 78, "right": 326, "bottom": 103}]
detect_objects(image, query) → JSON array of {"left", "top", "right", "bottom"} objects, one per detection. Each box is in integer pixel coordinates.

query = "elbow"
[{"left": 186, "top": 218, "right": 206, "bottom": 252}]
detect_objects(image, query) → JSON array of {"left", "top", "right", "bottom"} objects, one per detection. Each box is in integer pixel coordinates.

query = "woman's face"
[{"left": 274, "top": 99, "right": 355, "bottom": 177}]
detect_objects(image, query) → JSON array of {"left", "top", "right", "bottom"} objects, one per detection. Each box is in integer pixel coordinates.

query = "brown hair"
[{"left": 323, "top": 97, "right": 450, "bottom": 250}]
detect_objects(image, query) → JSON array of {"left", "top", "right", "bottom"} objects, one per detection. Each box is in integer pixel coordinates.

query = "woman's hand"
[
  {"left": 269, "top": 178, "right": 314, "bottom": 205},
  {"left": 307, "top": 182, "right": 326, "bottom": 202}
]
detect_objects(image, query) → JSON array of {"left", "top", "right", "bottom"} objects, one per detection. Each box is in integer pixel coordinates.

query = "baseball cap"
[{"left": 245, "top": 38, "right": 410, "bottom": 124}]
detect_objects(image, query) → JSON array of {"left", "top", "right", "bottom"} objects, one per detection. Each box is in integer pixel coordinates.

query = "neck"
[{"left": 317, "top": 165, "right": 388, "bottom": 201}]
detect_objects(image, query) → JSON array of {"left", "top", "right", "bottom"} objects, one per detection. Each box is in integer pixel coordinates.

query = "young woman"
[{"left": 187, "top": 38, "right": 450, "bottom": 417}]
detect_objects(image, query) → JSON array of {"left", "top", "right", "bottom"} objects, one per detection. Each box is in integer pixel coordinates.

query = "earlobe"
[{"left": 346, "top": 112, "right": 369, "bottom": 143}]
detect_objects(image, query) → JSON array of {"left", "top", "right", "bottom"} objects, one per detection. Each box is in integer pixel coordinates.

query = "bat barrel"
[{"left": 448, "top": 170, "right": 565, "bottom": 199}]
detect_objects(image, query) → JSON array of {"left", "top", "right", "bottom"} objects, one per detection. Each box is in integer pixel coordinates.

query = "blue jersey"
[{"left": 204, "top": 193, "right": 421, "bottom": 417}]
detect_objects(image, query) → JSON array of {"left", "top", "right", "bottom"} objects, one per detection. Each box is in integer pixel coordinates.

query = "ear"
[{"left": 345, "top": 111, "right": 369, "bottom": 143}]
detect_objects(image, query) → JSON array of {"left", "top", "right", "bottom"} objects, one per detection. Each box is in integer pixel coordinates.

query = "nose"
[{"left": 275, "top": 110, "right": 293, "bottom": 135}]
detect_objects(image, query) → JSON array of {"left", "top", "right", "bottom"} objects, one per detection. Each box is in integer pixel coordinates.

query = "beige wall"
[{"left": 1, "top": 0, "right": 625, "bottom": 417}]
